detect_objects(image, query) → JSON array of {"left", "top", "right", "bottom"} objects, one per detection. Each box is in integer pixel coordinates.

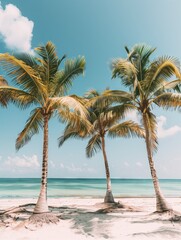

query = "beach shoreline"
[{"left": 0, "top": 197, "right": 181, "bottom": 240}]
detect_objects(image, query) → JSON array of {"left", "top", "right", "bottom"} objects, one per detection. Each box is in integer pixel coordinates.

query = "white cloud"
[
  {"left": 126, "top": 110, "right": 140, "bottom": 123},
  {"left": 136, "top": 161, "right": 142, "bottom": 167},
  {"left": 50, "top": 160, "right": 55, "bottom": 168},
  {"left": 60, "top": 162, "right": 95, "bottom": 173},
  {"left": 60, "top": 163, "right": 64, "bottom": 169},
  {"left": 0, "top": 3, "right": 34, "bottom": 53},
  {"left": 66, "top": 163, "right": 83, "bottom": 172},
  {"left": 4, "top": 155, "right": 40, "bottom": 169},
  {"left": 157, "top": 116, "right": 181, "bottom": 138},
  {"left": 124, "top": 161, "right": 130, "bottom": 167}
]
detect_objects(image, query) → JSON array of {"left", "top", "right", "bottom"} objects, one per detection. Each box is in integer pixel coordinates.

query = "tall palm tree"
[
  {"left": 59, "top": 89, "right": 144, "bottom": 203},
  {"left": 101, "top": 44, "right": 181, "bottom": 212},
  {"left": 0, "top": 42, "right": 86, "bottom": 215}
]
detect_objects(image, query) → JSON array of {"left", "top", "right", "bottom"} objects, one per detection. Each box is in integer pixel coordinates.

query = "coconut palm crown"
[
  {"left": 59, "top": 89, "right": 145, "bottom": 203},
  {"left": 103, "top": 44, "right": 181, "bottom": 212},
  {"left": 0, "top": 41, "right": 86, "bottom": 214}
]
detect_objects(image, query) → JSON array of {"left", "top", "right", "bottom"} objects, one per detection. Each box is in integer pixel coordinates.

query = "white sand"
[{"left": 0, "top": 197, "right": 181, "bottom": 240}]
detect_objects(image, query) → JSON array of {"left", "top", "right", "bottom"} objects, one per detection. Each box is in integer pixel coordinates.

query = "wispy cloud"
[
  {"left": 60, "top": 162, "right": 95, "bottom": 173},
  {"left": 0, "top": 3, "right": 34, "bottom": 53},
  {"left": 123, "top": 161, "right": 130, "bottom": 167},
  {"left": 50, "top": 160, "right": 56, "bottom": 168},
  {"left": 136, "top": 161, "right": 143, "bottom": 167},
  {"left": 157, "top": 116, "right": 181, "bottom": 138},
  {"left": 4, "top": 155, "right": 40, "bottom": 169}
]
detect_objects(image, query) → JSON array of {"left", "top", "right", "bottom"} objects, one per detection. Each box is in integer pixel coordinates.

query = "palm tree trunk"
[
  {"left": 142, "top": 113, "right": 170, "bottom": 212},
  {"left": 34, "top": 114, "right": 49, "bottom": 213},
  {"left": 101, "top": 136, "right": 115, "bottom": 203}
]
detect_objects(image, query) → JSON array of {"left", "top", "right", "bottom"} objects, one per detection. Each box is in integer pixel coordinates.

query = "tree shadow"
[
  {"left": 132, "top": 228, "right": 181, "bottom": 239},
  {"left": 66, "top": 209, "right": 120, "bottom": 239},
  {"left": 57, "top": 202, "right": 140, "bottom": 239}
]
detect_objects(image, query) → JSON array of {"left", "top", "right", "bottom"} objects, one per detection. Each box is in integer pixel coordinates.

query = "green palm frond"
[
  {"left": 58, "top": 124, "right": 88, "bottom": 147},
  {"left": 86, "top": 90, "right": 133, "bottom": 109},
  {"left": 86, "top": 134, "right": 102, "bottom": 158},
  {"left": 112, "top": 59, "right": 137, "bottom": 87},
  {"left": 0, "top": 86, "right": 38, "bottom": 109},
  {"left": 53, "top": 56, "right": 85, "bottom": 96},
  {"left": 128, "top": 44, "right": 155, "bottom": 65},
  {"left": 58, "top": 107, "right": 92, "bottom": 133},
  {"left": 152, "top": 79, "right": 181, "bottom": 97},
  {"left": 16, "top": 108, "right": 43, "bottom": 150},
  {"left": 92, "top": 111, "right": 116, "bottom": 132},
  {"left": 143, "top": 56, "right": 181, "bottom": 96},
  {"left": 153, "top": 92, "right": 181, "bottom": 109},
  {"left": 126, "top": 44, "right": 156, "bottom": 81},
  {"left": 49, "top": 71, "right": 64, "bottom": 97},
  {"left": 14, "top": 53, "right": 38, "bottom": 67},
  {"left": 92, "top": 104, "right": 135, "bottom": 131},
  {"left": 106, "top": 103, "right": 136, "bottom": 121},
  {"left": 84, "top": 89, "right": 100, "bottom": 98},
  {"left": 0, "top": 53, "right": 45, "bottom": 95},
  {"left": 35, "top": 41, "right": 60, "bottom": 83},
  {"left": 48, "top": 95, "right": 88, "bottom": 118},
  {"left": 138, "top": 45, "right": 156, "bottom": 66},
  {"left": 108, "top": 120, "right": 145, "bottom": 138}
]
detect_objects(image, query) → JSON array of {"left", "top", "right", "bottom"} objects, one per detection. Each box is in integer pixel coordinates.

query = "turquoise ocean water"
[{"left": 0, "top": 178, "right": 181, "bottom": 199}]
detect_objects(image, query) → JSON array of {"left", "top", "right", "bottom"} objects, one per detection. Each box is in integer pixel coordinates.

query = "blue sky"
[{"left": 0, "top": 0, "right": 181, "bottom": 178}]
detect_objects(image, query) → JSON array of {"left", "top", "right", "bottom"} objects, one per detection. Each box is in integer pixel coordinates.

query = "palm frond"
[
  {"left": 106, "top": 103, "right": 136, "bottom": 121},
  {"left": 84, "top": 89, "right": 100, "bottom": 98},
  {"left": 126, "top": 44, "right": 156, "bottom": 81},
  {"left": 144, "top": 56, "right": 181, "bottom": 96},
  {"left": 0, "top": 86, "right": 38, "bottom": 109},
  {"left": 58, "top": 107, "right": 92, "bottom": 133},
  {"left": 14, "top": 53, "right": 37, "bottom": 67},
  {"left": 128, "top": 44, "right": 155, "bottom": 65},
  {"left": 0, "top": 53, "right": 45, "bottom": 96},
  {"left": 108, "top": 120, "right": 145, "bottom": 138},
  {"left": 58, "top": 124, "right": 87, "bottom": 147},
  {"left": 112, "top": 58, "right": 137, "bottom": 87},
  {"left": 152, "top": 79, "right": 181, "bottom": 97},
  {"left": 86, "top": 90, "right": 133, "bottom": 109},
  {"left": 53, "top": 56, "right": 85, "bottom": 96},
  {"left": 92, "top": 104, "right": 136, "bottom": 131},
  {"left": 16, "top": 108, "right": 43, "bottom": 150},
  {"left": 48, "top": 95, "right": 89, "bottom": 118},
  {"left": 86, "top": 134, "right": 102, "bottom": 158},
  {"left": 35, "top": 41, "right": 60, "bottom": 83},
  {"left": 153, "top": 92, "right": 181, "bottom": 109}
]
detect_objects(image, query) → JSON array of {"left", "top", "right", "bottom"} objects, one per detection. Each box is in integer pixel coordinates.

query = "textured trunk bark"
[
  {"left": 142, "top": 113, "right": 170, "bottom": 212},
  {"left": 34, "top": 114, "right": 49, "bottom": 213},
  {"left": 101, "top": 136, "right": 115, "bottom": 203}
]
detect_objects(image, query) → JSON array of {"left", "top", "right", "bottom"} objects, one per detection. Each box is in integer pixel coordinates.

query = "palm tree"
[
  {"left": 0, "top": 42, "right": 86, "bottom": 217},
  {"left": 59, "top": 89, "right": 144, "bottom": 203},
  {"left": 102, "top": 44, "right": 181, "bottom": 212}
]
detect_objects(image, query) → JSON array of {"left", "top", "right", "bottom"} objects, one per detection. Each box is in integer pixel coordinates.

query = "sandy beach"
[{"left": 0, "top": 197, "right": 181, "bottom": 240}]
